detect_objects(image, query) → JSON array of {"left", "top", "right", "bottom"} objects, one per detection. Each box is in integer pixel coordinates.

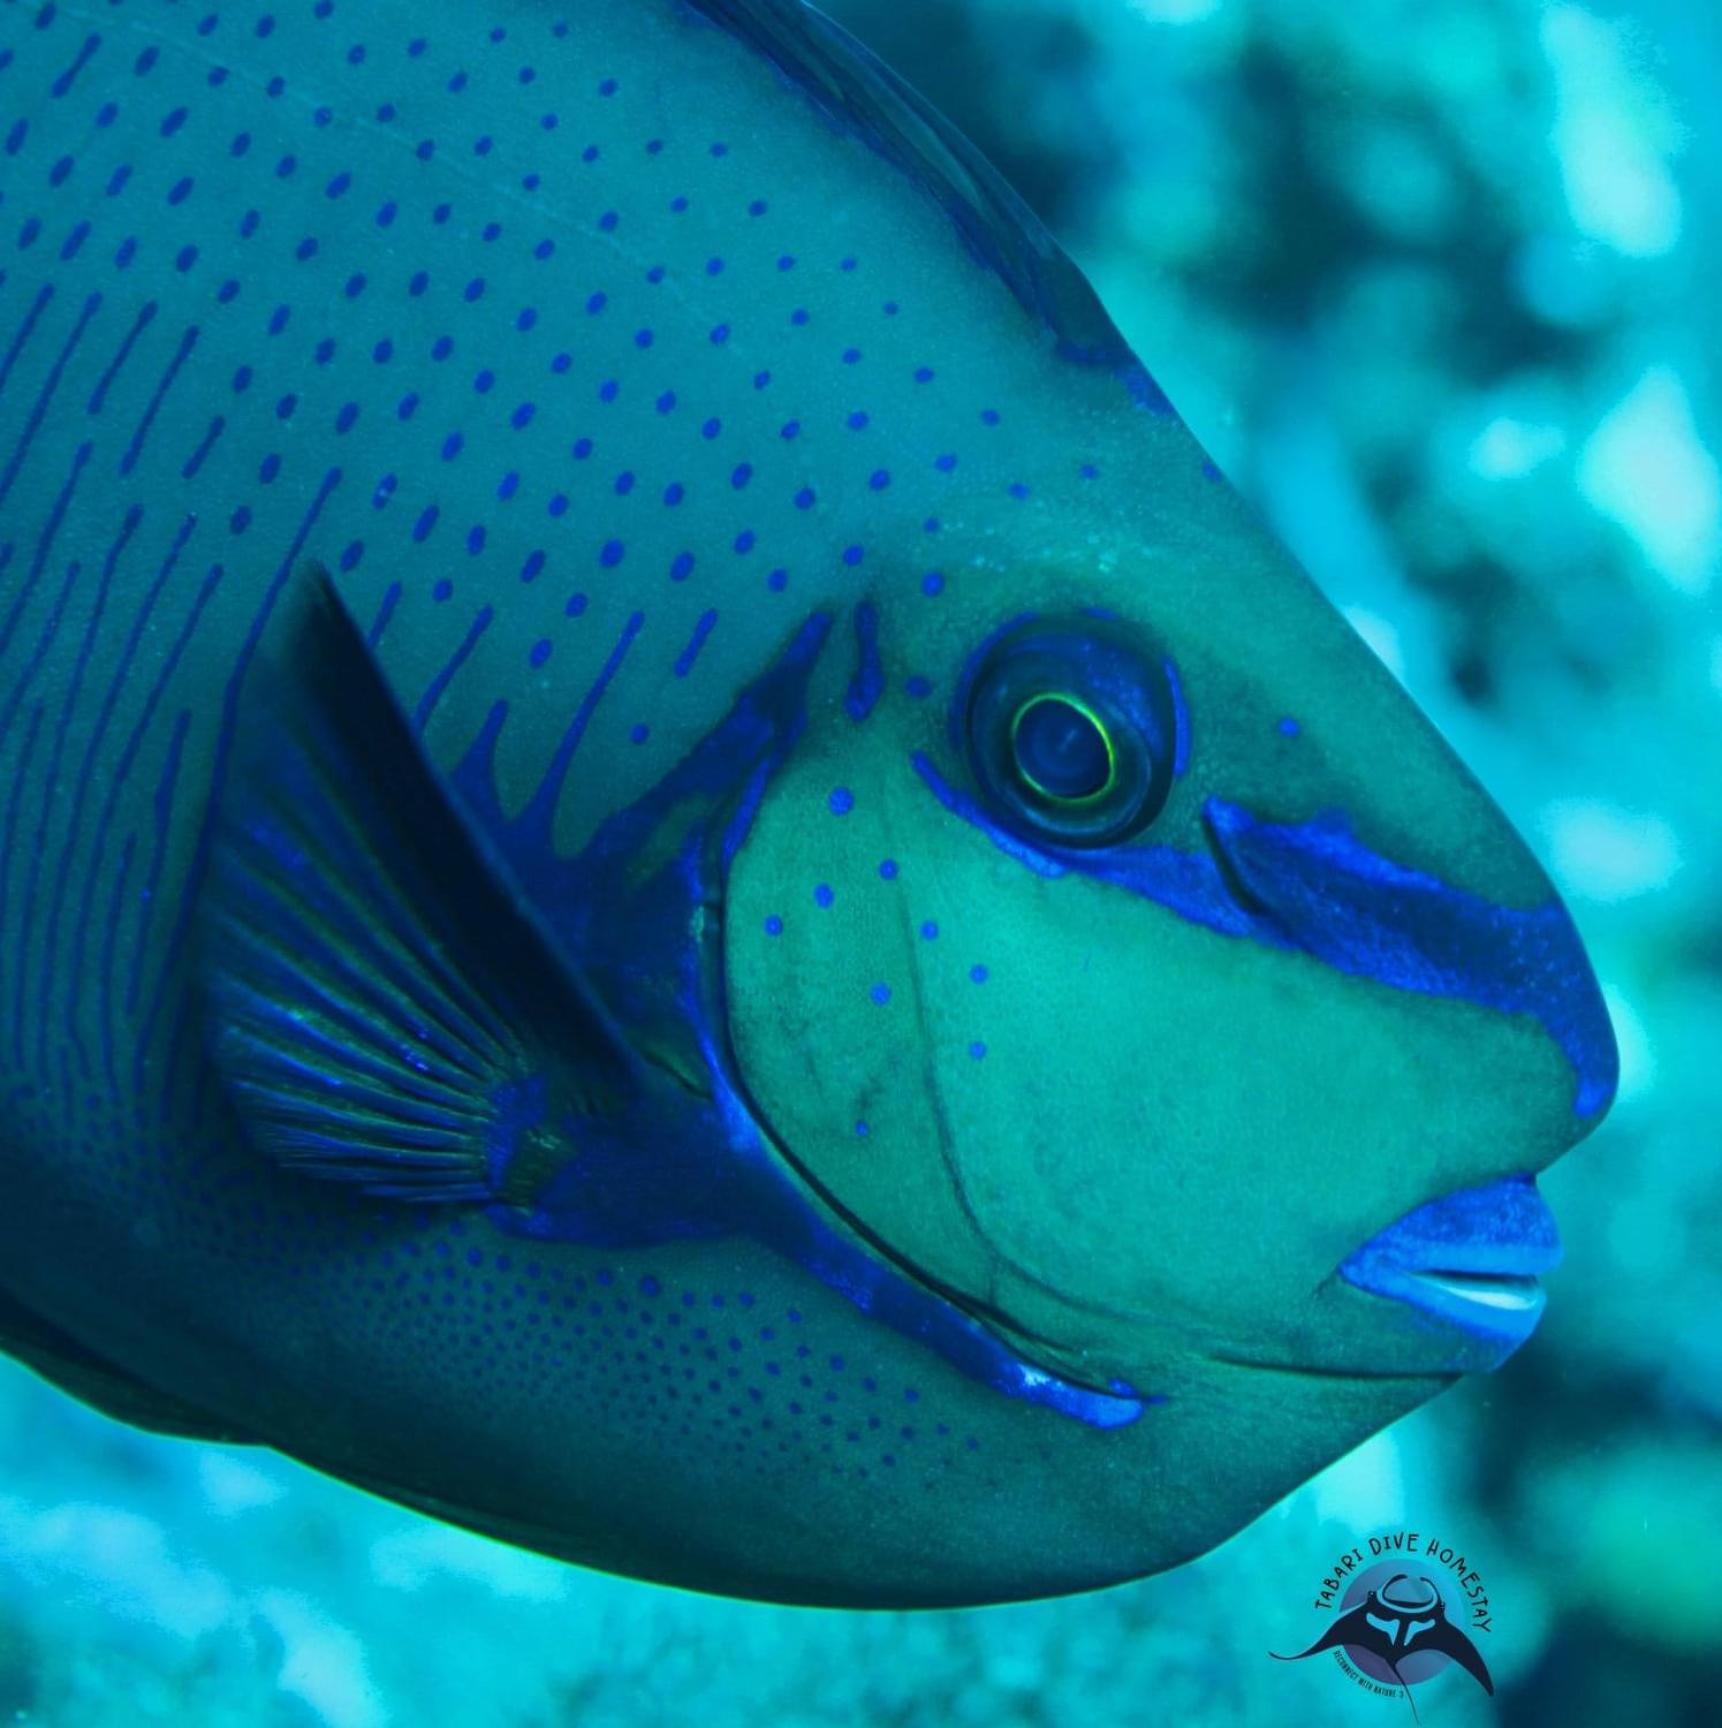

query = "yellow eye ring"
[{"left": 1007, "top": 693, "right": 1119, "bottom": 807}]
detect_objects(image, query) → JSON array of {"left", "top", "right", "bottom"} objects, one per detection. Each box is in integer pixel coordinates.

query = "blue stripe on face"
[{"left": 910, "top": 755, "right": 1617, "bottom": 1119}]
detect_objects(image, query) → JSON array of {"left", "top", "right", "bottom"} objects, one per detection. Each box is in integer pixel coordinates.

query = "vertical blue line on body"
[
  {"left": 38, "top": 503, "right": 140, "bottom": 1081},
  {"left": 118, "top": 322, "right": 197, "bottom": 478},
  {"left": 35, "top": 514, "right": 128, "bottom": 1082},
  {"left": 181, "top": 414, "right": 225, "bottom": 480},
  {"left": 48, "top": 32, "right": 102, "bottom": 101},
  {"left": 134, "top": 468, "right": 343, "bottom": 1089},
  {"left": 63, "top": 523, "right": 205, "bottom": 1077},
  {"left": 0, "top": 291, "right": 100, "bottom": 514},
  {"left": 126, "top": 708, "right": 191, "bottom": 1017},
  {"left": 367, "top": 579, "right": 403, "bottom": 647},
  {"left": 673, "top": 608, "right": 719, "bottom": 678},
  {"left": 413, "top": 605, "right": 494, "bottom": 732},
  {"left": 7, "top": 551, "right": 87, "bottom": 1066},
  {"left": 85, "top": 299, "right": 155, "bottom": 416},
  {"left": 513, "top": 610, "right": 646, "bottom": 847},
  {"left": 0, "top": 438, "right": 92, "bottom": 696},
  {"left": 0, "top": 283, "right": 54, "bottom": 399}
]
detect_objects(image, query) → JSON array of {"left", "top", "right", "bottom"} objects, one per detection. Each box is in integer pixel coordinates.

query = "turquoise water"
[{"left": 0, "top": 0, "right": 1716, "bottom": 1722}]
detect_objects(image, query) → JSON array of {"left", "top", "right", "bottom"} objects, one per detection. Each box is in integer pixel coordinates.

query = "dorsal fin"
[{"left": 682, "top": 0, "right": 1165, "bottom": 398}]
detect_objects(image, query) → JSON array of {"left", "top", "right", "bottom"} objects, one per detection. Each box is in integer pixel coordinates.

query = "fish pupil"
[{"left": 1010, "top": 695, "right": 1114, "bottom": 803}]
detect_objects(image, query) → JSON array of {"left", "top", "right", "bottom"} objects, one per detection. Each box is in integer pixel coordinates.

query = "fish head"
[{"left": 723, "top": 453, "right": 1618, "bottom": 1406}]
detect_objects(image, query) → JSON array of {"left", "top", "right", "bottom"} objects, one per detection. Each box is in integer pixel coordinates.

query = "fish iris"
[{"left": 1009, "top": 695, "right": 1116, "bottom": 804}]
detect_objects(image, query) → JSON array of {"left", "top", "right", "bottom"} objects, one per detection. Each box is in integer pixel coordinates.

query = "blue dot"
[
  {"left": 814, "top": 884, "right": 834, "bottom": 908},
  {"left": 1278, "top": 716, "right": 1302, "bottom": 738},
  {"left": 921, "top": 571, "right": 945, "bottom": 597},
  {"left": 764, "top": 915, "right": 783, "bottom": 936},
  {"left": 878, "top": 860, "right": 898, "bottom": 880},
  {"left": 629, "top": 722, "right": 650, "bottom": 744},
  {"left": 854, "top": 1120, "right": 870, "bottom": 1139},
  {"left": 969, "top": 1042, "right": 987, "bottom": 1061},
  {"left": 870, "top": 983, "right": 892, "bottom": 1006},
  {"left": 919, "top": 921, "right": 939, "bottom": 941},
  {"left": 828, "top": 787, "right": 854, "bottom": 815},
  {"left": 970, "top": 964, "right": 988, "bottom": 984},
  {"left": 529, "top": 638, "right": 552, "bottom": 668}
]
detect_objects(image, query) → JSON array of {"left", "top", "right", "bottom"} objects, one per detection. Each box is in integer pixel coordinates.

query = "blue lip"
[{"left": 1338, "top": 1177, "right": 1562, "bottom": 1359}]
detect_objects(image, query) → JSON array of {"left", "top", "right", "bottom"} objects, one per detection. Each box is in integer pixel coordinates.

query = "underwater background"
[{"left": 0, "top": 0, "right": 1714, "bottom": 1721}]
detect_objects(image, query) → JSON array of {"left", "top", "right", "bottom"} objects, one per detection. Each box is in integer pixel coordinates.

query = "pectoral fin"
[{"left": 199, "top": 570, "right": 636, "bottom": 1204}]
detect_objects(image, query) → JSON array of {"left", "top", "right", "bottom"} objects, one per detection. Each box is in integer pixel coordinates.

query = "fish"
[{"left": 0, "top": 0, "right": 1616, "bottom": 1608}]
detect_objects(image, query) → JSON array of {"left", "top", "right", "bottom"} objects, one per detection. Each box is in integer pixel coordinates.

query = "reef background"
[{"left": 1, "top": 1, "right": 1715, "bottom": 1723}]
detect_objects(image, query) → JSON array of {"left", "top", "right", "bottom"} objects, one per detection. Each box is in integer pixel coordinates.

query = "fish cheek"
[{"left": 722, "top": 748, "right": 1015, "bottom": 1310}]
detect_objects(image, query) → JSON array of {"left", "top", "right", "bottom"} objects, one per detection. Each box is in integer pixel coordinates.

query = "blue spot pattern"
[{"left": 0, "top": 0, "right": 1217, "bottom": 1526}]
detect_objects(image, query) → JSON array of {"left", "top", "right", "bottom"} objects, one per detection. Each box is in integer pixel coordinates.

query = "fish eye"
[{"left": 963, "top": 620, "right": 1179, "bottom": 848}]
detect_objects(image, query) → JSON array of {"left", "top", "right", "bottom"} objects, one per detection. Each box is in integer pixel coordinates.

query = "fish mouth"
[{"left": 1337, "top": 1176, "right": 1561, "bottom": 1363}]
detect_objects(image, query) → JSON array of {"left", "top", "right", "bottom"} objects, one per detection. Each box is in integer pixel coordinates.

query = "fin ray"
[{"left": 199, "top": 570, "right": 634, "bottom": 1203}]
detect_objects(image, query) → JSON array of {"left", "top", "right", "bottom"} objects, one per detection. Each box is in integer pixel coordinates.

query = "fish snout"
[
  {"left": 1201, "top": 796, "right": 1619, "bottom": 1131},
  {"left": 1336, "top": 1176, "right": 1561, "bottom": 1361}
]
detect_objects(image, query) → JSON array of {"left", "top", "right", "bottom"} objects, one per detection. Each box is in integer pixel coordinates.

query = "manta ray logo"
[{"left": 1273, "top": 1537, "right": 1496, "bottom": 1720}]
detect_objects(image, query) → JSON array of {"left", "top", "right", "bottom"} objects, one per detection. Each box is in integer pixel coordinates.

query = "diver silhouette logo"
[{"left": 1274, "top": 1550, "right": 1495, "bottom": 1720}]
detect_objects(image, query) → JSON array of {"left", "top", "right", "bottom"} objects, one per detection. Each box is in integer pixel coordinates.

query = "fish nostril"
[{"left": 1201, "top": 800, "right": 1280, "bottom": 927}]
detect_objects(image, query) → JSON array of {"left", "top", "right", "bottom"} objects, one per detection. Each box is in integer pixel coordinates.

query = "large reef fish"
[{"left": 0, "top": 0, "right": 1615, "bottom": 1606}]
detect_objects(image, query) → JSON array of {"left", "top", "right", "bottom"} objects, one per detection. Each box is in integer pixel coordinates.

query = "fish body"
[{"left": 0, "top": 0, "right": 1614, "bottom": 1605}]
